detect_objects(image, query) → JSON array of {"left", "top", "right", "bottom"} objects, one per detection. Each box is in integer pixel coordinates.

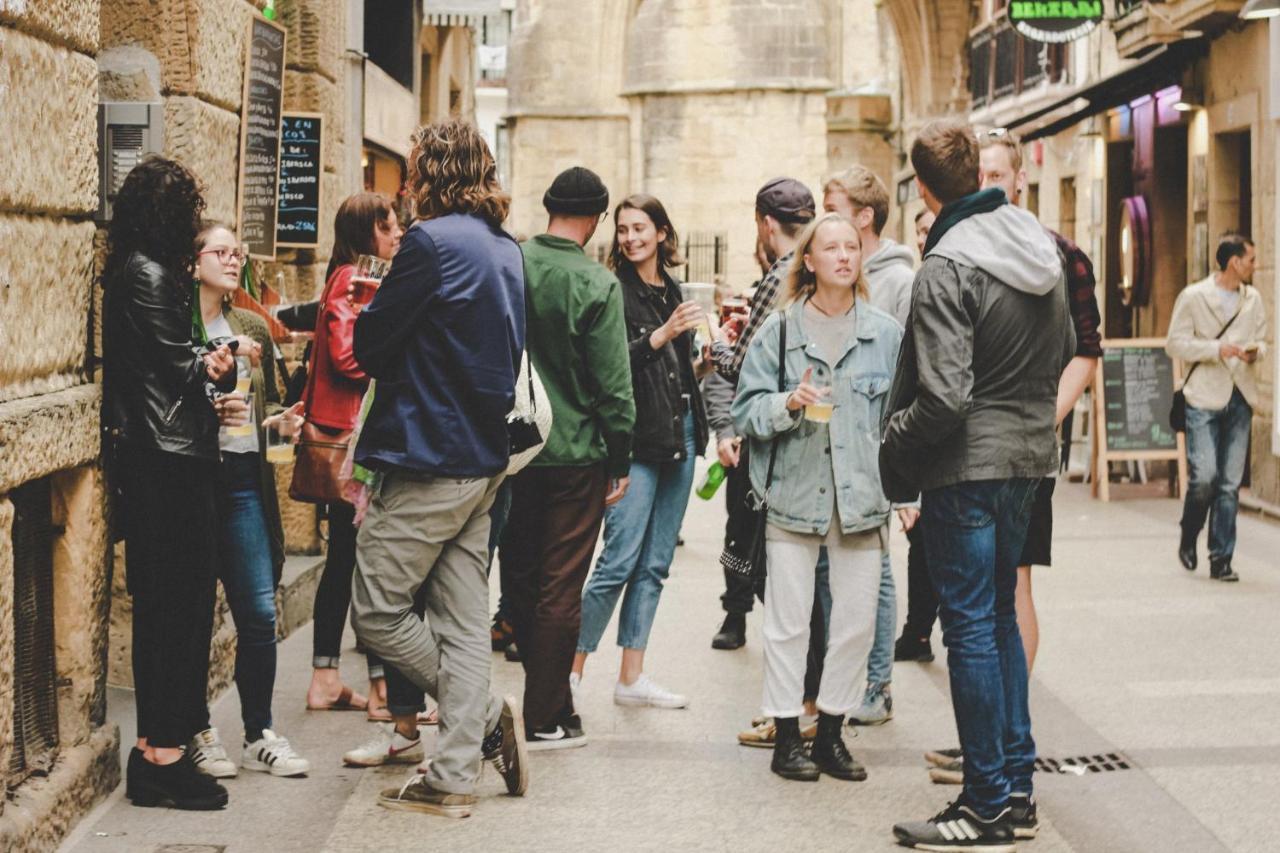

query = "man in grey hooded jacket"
[{"left": 884, "top": 120, "right": 1073, "bottom": 851}]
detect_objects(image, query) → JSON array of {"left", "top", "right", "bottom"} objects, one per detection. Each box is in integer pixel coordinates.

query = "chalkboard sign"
[
  {"left": 1091, "top": 338, "right": 1187, "bottom": 502},
  {"left": 1101, "top": 345, "right": 1177, "bottom": 451},
  {"left": 236, "top": 15, "right": 287, "bottom": 260},
  {"left": 276, "top": 113, "right": 324, "bottom": 248}
]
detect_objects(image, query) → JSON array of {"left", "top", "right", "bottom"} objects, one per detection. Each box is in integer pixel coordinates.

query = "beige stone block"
[
  {"left": 277, "top": 462, "right": 321, "bottom": 553},
  {"left": 207, "top": 585, "right": 236, "bottom": 700},
  {"left": 0, "top": 215, "right": 96, "bottom": 400},
  {"left": 107, "top": 542, "right": 132, "bottom": 688},
  {"left": 0, "top": 29, "right": 98, "bottom": 216},
  {"left": 0, "top": 385, "right": 101, "bottom": 495},
  {"left": 51, "top": 467, "right": 110, "bottom": 747},
  {"left": 0, "top": 0, "right": 99, "bottom": 55},
  {"left": 164, "top": 95, "right": 241, "bottom": 224},
  {"left": 0, "top": 498, "right": 14, "bottom": 784},
  {"left": 193, "top": 0, "right": 256, "bottom": 111},
  {"left": 284, "top": 70, "right": 344, "bottom": 149},
  {"left": 0, "top": 725, "right": 120, "bottom": 851},
  {"left": 279, "top": 0, "right": 341, "bottom": 83}
]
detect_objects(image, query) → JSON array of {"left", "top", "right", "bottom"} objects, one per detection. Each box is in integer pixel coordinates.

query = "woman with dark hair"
[
  {"left": 304, "top": 192, "right": 402, "bottom": 717},
  {"left": 570, "top": 193, "right": 709, "bottom": 710},
  {"left": 102, "top": 156, "right": 237, "bottom": 809},
  {"left": 183, "top": 223, "right": 311, "bottom": 780}
]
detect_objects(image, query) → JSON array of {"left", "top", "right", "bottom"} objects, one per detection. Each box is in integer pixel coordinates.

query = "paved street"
[{"left": 63, "top": 477, "right": 1280, "bottom": 853}]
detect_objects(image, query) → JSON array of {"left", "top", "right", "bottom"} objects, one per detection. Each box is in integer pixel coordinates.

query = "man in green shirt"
[{"left": 499, "top": 167, "right": 636, "bottom": 749}]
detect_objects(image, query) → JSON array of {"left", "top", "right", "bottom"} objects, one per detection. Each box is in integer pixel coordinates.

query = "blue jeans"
[
  {"left": 217, "top": 452, "right": 278, "bottom": 739},
  {"left": 1182, "top": 389, "right": 1252, "bottom": 563},
  {"left": 867, "top": 548, "right": 895, "bottom": 688},
  {"left": 578, "top": 413, "right": 697, "bottom": 653},
  {"left": 922, "top": 478, "right": 1038, "bottom": 818}
]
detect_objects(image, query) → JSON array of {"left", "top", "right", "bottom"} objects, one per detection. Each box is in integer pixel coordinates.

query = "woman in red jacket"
[{"left": 304, "top": 193, "right": 402, "bottom": 715}]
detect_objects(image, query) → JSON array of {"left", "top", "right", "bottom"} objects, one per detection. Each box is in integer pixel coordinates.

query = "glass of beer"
[
  {"left": 265, "top": 422, "right": 294, "bottom": 464},
  {"left": 804, "top": 380, "right": 834, "bottom": 424},
  {"left": 351, "top": 255, "right": 389, "bottom": 306},
  {"left": 227, "top": 357, "right": 255, "bottom": 437}
]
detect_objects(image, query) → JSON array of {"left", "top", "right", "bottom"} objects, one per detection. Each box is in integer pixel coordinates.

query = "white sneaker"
[
  {"left": 613, "top": 674, "right": 689, "bottom": 709},
  {"left": 242, "top": 729, "right": 311, "bottom": 777},
  {"left": 342, "top": 724, "right": 425, "bottom": 767},
  {"left": 569, "top": 672, "right": 581, "bottom": 706},
  {"left": 189, "top": 727, "right": 237, "bottom": 778}
]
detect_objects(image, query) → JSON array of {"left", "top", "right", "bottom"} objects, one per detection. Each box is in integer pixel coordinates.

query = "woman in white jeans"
[{"left": 732, "top": 212, "right": 904, "bottom": 782}]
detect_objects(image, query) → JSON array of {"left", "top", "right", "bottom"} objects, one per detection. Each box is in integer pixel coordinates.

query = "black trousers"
[
  {"left": 901, "top": 521, "right": 938, "bottom": 640},
  {"left": 312, "top": 501, "right": 386, "bottom": 676},
  {"left": 720, "top": 446, "right": 756, "bottom": 615},
  {"left": 122, "top": 447, "right": 219, "bottom": 748}
]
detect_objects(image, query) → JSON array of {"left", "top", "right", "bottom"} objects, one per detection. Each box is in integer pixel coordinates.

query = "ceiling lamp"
[{"left": 1240, "top": 0, "right": 1280, "bottom": 20}]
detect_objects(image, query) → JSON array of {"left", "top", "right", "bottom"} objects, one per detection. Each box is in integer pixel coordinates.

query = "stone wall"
[{"left": 0, "top": 0, "right": 120, "bottom": 846}]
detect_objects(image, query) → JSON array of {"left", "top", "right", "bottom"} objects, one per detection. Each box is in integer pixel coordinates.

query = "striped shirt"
[{"left": 710, "top": 251, "right": 794, "bottom": 384}]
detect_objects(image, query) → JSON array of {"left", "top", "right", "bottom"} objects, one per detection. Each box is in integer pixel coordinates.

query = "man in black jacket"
[{"left": 883, "top": 120, "right": 1073, "bottom": 851}]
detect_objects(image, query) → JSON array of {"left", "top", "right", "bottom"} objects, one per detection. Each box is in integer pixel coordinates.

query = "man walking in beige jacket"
[{"left": 1167, "top": 233, "right": 1267, "bottom": 582}]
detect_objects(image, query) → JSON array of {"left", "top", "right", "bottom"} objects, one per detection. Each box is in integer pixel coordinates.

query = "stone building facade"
[
  {"left": 0, "top": 0, "right": 356, "bottom": 848},
  {"left": 505, "top": 0, "right": 901, "bottom": 287}
]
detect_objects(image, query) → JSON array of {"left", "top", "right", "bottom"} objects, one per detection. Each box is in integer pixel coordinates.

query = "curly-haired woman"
[{"left": 102, "top": 156, "right": 238, "bottom": 809}]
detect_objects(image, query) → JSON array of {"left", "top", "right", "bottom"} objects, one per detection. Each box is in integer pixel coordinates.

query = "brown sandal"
[{"left": 306, "top": 685, "right": 368, "bottom": 711}]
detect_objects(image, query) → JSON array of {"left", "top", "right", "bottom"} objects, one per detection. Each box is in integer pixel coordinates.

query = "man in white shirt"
[{"left": 1166, "top": 233, "right": 1267, "bottom": 582}]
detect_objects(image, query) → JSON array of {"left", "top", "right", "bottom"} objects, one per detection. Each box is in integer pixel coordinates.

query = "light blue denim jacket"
[{"left": 731, "top": 299, "right": 903, "bottom": 536}]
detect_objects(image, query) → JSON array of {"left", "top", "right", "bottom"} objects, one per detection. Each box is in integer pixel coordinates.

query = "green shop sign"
[{"left": 1009, "top": 1, "right": 1103, "bottom": 43}]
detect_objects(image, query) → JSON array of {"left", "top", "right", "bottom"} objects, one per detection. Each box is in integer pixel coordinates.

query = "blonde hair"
[
  {"left": 783, "top": 212, "right": 870, "bottom": 307},
  {"left": 822, "top": 165, "right": 891, "bottom": 235},
  {"left": 978, "top": 129, "right": 1023, "bottom": 173}
]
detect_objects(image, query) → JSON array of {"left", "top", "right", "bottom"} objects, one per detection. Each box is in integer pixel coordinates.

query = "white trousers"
[{"left": 761, "top": 533, "right": 882, "bottom": 718}]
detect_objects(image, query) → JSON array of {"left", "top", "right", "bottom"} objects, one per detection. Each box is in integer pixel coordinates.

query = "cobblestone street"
[{"left": 63, "top": 478, "right": 1280, "bottom": 853}]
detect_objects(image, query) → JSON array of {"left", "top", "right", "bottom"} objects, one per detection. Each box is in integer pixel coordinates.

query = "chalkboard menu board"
[
  {"left": 236, "top": 15, "right": 287, "bottom": 259},
  {"left": 1100, "top": 344, "right": 1177, "bottom": 451},
  {"left": 277, "top": 113, "right": 324, "bottom": 248}
]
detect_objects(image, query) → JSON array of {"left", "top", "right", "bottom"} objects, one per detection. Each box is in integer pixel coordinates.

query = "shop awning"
[{"left": 1008, "top": 40, "right": 1205, "bottom": 141}]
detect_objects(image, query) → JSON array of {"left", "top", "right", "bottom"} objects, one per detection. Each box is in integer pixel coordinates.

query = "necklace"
[{"left": 808, "top": 296, "right": 854, "bottom": 318}]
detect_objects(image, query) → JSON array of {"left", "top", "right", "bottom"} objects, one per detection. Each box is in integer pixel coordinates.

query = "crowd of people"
[{"left": 100, "top": 114, "right": 1263, "bottom": 849}]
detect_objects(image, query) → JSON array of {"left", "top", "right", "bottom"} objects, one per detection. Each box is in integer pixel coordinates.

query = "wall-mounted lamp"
[
  {"left": 1240, "top": 0, "right": 1280, "bottom": 19},
  {"left": 1172, "top": 96, "right": 1201, "bottom": 112}
]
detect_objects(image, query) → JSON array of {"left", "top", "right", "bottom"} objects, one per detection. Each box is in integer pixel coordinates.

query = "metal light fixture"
[{"left": 1240, "top": 0, "right": 1280, "bottom": 20}]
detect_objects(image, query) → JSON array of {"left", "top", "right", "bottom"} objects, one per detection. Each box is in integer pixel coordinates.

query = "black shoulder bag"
[
  {"left": 1169, "top": 300, "right": 1242, "bottom": 432},
  {"left": 719, "top": 317, "right": 787, "bottom": 598}
]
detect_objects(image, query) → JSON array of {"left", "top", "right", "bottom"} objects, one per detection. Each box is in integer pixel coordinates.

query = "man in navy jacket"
[{"left": 349, "top": 120, "right": 529, "bottom": 818}]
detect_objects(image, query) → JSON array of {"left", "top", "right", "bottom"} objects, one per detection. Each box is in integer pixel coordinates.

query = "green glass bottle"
[
  {"left": 696, "top": 461, "right": 726, "bottom": 500},
  {"left": 263, "top": 0, "right": 277, "bottom": 20}
]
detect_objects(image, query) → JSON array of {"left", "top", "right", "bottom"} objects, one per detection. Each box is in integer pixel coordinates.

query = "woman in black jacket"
[
  {"left": 571, "top": 194, "right": 709, "bottom": 710},
  {"left": 102, "top": 157, "right": 237, "bottom": 810}
]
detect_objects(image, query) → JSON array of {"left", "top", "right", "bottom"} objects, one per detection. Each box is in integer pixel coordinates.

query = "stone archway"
[{"left": 881, "top": 0, "right": 973, "bottom": 131}]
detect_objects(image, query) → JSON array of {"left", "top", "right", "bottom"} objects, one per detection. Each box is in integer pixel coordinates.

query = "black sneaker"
[
  {"left": 526, "top": 722, "right": 587, "bottom": 752},
  {"left": 893, "top": 800, "right": 1016, "bottom": 851},
  {"left": 711, "top": 613, "right": 747, "bottom": 650},
  {"left": 481, "top": 696, "right": 528, "bottom": 796},
  {"left": 503, "top": 642, "right": 522, "bottom": 662},
  {"left": 1209, "top": 559, "right": 1240, "bottom": 582},
  {"left": 895, "top": 633, "right": 935, "bottom": 662},
  {"left": 126, "top": 749, "right": 229, "bottom": 810},
  {"left": 1008, "top": 793, "right": 1038, "bottom": 839}
]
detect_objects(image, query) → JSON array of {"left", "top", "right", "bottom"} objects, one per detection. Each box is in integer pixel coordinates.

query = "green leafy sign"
[{"left": 1009, "top": 1, "right": 1103, "bottom": 43}]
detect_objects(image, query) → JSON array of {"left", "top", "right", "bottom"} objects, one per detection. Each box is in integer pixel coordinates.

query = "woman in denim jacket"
[{"left": 732, "top": 211, "right": 903, "bottom": 783}]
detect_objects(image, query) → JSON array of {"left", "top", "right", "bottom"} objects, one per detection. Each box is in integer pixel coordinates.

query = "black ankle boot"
[
  {"left": 711, "top": 613, "right": 747, "bottom": 650},
  {"left": 127, "top": 751, "right": 228, "bottom": 810},
  {"left": 1178, "top": 528, "right": 1198, "bottom": 571},
  {"left": 770, "top": 717, "right": 819, "bottom": 781},
  {"left": 1209, "top": 558, "right": 1240, "bottom": 582},
  {"left": 810, "top": 712, "right": 867, "bottom": 781}
]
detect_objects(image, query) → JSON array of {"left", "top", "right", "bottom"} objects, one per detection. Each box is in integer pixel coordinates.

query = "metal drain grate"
[
  {"left": 1036, "top": 752, "right": 1133, "bottom": 775},
  {"left": 155, "top": 846, "right": 227, "bottom": 853}
]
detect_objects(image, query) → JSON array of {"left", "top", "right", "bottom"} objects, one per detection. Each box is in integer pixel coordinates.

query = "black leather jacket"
[
  {"left": 619, "top": 267, "right": 708, "bottom": 463},
  {"left": 102, "top": 251, "right": 235, "bottom": 460}
]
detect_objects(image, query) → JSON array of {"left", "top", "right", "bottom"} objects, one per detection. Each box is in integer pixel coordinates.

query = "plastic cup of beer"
[
  {"left": 226, "top": 357, "right": 255, "bottom": 437},
  {"left": 265, "top": 422, "right": 294, "bottom": 464},
  {"left": 804, "top": 382, "right": 834, "bottom": 424}
]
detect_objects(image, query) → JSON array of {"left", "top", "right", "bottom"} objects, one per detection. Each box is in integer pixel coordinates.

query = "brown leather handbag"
[{"left": 289, "top": 297, "right": 353, "bottom": 505}]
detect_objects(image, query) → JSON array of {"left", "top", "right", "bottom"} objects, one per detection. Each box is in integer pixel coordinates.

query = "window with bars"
[
  {"left": 968, "top": 19, "right": 1068, "bottom": 107},
  {"left": 8, "top": 477, "right": 60, "bottom": 788},
  {"left": 682, "top": 233, "right": 728, "bottom": 284}
]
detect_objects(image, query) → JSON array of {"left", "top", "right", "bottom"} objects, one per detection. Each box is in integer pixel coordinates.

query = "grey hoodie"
[
  {"left": 864, "top": 237, "right": 916, "bottom": 326},
  {"left": 879, "top": 203, "right": 1075, "bottom": 495}
]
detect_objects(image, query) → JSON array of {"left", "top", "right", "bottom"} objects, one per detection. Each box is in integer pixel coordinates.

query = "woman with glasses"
[
  {"left": 303, "top": 193, "right": 403, "bottom": 722},
  {"left": 732, "top": 211, "right": 903, "bottom": 782},
  {"left": 183, "top": 223, "right": 312, "bottom": 780}
]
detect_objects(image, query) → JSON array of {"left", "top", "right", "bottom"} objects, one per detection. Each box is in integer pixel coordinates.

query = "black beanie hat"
[{"left": 543, "top": 166, "right": 610, "bottom": 216}]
